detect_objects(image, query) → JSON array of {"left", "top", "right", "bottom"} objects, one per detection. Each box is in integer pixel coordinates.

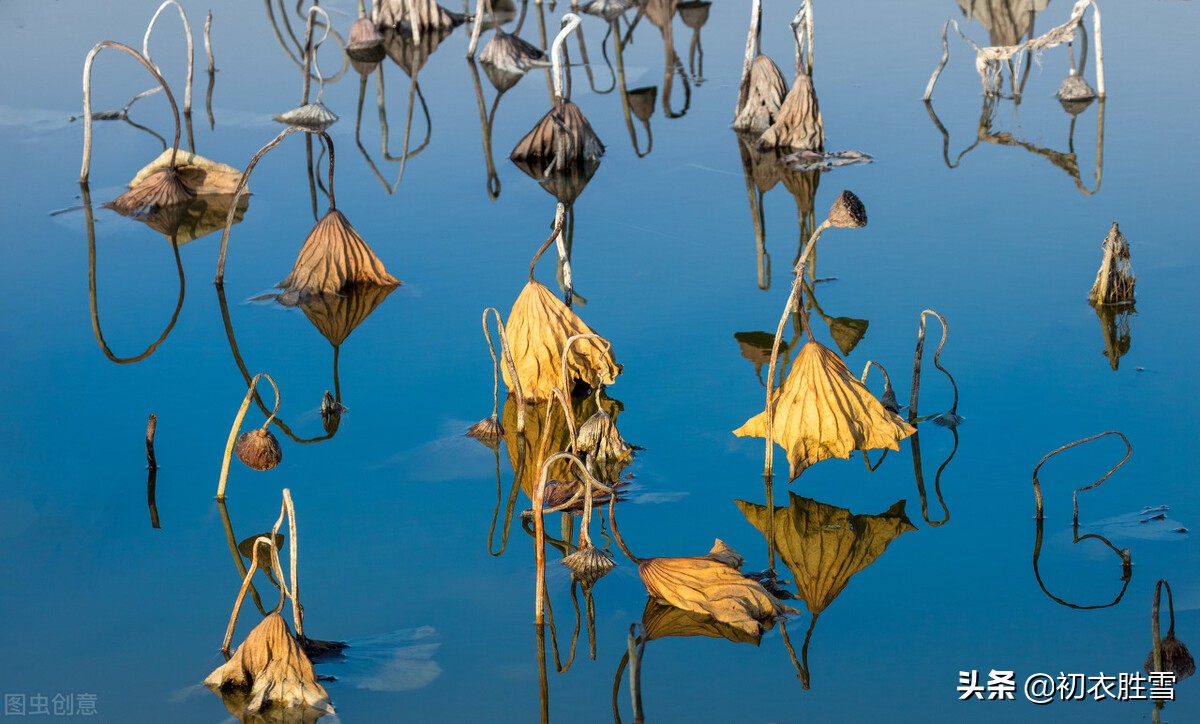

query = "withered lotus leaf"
[
  {"left": 501, "top": 281, "right": 620, "bottom": 402},
  {"left": 736, "top": 495, "right": 916, "bottom": 615},
  {"left": 106, "top": 168, "right": 192, "bottom": 215},
  {"left": 278, "top": 209, "right": 400, "bottom": 296},
  {"left": 510, "top": 99, "right": 605, "bottom": 167},
  {"left": 637, "top": 539, "right": 796, "bottom": 637},
  {"left": 504, "top": 393, "right": 624, "bottom": 501},
  {"left": 641, "top": 598, "right": 764, "bottom": 645},
  {"left": 734, "top": 340, "right": 915, "bottom": 481},
  {"left": 758, "top": 72, "right": 824, "bottom": 152},
  {"left": 130, "top": 149, "right": 244, "bottom": 195},
  {"left": 732, "top": 55, "right": 787, "bottom": 134},
  {"left": 205, "top": 612, "right": 334, "bottom": 716}
]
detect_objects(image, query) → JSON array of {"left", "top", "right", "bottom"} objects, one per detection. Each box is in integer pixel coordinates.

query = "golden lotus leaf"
[
  {"left": 640, "top": 598, "right": 765, "bottom": 645},
  {"left": 734, "top": 340, "right": 915, "bottom": 481},
  {"left": 205, "top": 613, "right": 334, "bottom": 717},
  {"left": 637, "top": 539, "right": 797, "bottom": 637},
  {"left": 501, "top": 280, "right": 620, "bottom": 402},
  {"left": 736, "top": 494, "right": 916, "bottom": 615},
  {"left": 130, "top": 149, "right": 244, "bottom": 195},
  {"left": 278, "top": 209, "right": 400, "bottom": 296},
  {"left": 503, "top": 392, "right": 624, "bottom": 500}
]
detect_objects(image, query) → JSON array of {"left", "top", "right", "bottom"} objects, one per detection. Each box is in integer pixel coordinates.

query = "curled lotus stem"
[
  {"left": 908, "top": 309, "right": 958, "bottom": 424},
  {"left": 559, "top": 333, "right": 613, "bottom": 402},
  {"left": 530, "top": 203, "right": 568, "bottom": 281},
  {"left": 533, "top": 451, "right": 616, "bottom": 623},
  {"left": 860, "top": 360, "right": 899, "bottom": 412},
  {"left": 220, "top": 533, "right": 294, "bottom": 653},
  {"left": 215, "top": 126, "right": 336, "bottom": 283},
  {"left": 143, "top": 0, "right": 194, "bottom": 116},
  {"left": 216, "top": 373, "right": 281, "bottom": 500},
  {"left": 269, "top": 488, "right": 304, "bottom": 638},
  {"left": 1032, "top": 430, "right": 1131, "bottom": 524},
  {"left": 81, "top": 41, "right": 182, "bottom": 184},
  {"left": 483, "top": 308, "right": 525, "bottom": 431}
]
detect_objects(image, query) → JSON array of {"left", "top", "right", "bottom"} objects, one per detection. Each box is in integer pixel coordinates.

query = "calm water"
[{"left": 2, "top": 0, "right": 1198, "bottom": 722}]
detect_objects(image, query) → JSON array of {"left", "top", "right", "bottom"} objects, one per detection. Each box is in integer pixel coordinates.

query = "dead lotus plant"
[
  {"left": 907, "top": 309, "right": 962, "bottom": 427},
  {"left": 215, "top": 126, "right": 399, "bottom": 294},
  {"left": 511, "top": 13, "right": 605, "bottom": 171},
  {"left": 206, "top": 489, "right": 336, "bottom": 718},
  {"left": 1088, "top": 221, "right": 1135, "bottom": 305},
  {"left": 217, "top": 373, "right": 283, "bottom": 500},
  {"left": 734, "top": 191, "right": 913, "bottom": 481},
  {"left": 81, "top": 41, "right": 193, "bottom": 213},
  {"left": 1146, "top": 580, "right": 1195, "bottom": 681}
]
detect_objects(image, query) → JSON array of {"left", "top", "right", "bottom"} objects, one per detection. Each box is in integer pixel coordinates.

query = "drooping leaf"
[
  {"left": 501, "top": 280, "right": 620, "bottom": 402},
  {"left": 734, "top": 340, "right": 915, "bottom": 480},
  {"left": 637, "top": 539, "right": 797, "bottom": 637},
  {"left": 129, "top": 149, "right": 244, "bottom": 195},
  {"left": 736, "top": 494, "right": 916, "bottom": 615},
  {"left": 277, "top": 209, "right": 400, "bottom": 296},
  {"left": 205, "top": 613, "right": 334, "bottom": 717}
]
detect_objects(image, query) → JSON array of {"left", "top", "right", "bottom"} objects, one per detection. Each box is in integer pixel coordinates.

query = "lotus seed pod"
[
  {"left": 827, "top": 190, "right": 867, "bottom": 229},
  {"left": 236, "top": 427, "right": 282, "bottom": 471}
]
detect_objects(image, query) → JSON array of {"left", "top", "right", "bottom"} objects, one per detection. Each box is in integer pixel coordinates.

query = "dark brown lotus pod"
[
  {"left": 827, "top": 190, "right": 867, "bottom": 229},
  {"left": 236, "top": 427, "right": 282, "bottom": 471},
  {"left": 346, "top": 16, "right": 386, "bottom": 64},
  {"left": 1146, "top": 636, "right": 1196, "bottom": 681},
  {"left": 320, "top": 391, "right": 344, "bottom": 436}
]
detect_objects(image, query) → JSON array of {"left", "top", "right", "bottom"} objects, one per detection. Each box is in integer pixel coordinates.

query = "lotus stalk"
[
  {"left": 908, "top": 310, "right": 961, "bottom": 426},
  {"left": 1031, "top": 430, "right": 1131, "bottom": 524},
  {"left": 143, "top": 1, "right": 194, "bottom": 117},
  {"left": 216, "top": 373, "right": 282, "bottom": 500}
]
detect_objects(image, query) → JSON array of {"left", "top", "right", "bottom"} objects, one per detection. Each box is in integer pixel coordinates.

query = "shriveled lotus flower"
[
  {"left": 235, "top": 427, "right": 282, "bottom": 471},
  {"left": 205, "top": 612, "right": 334, "bottom": 716},
  {"left": 734, "top": 340, "right": 915, "bottom": 481},
  {"left": 501, "top": 281, "right": 620, "bottom": 401},
  {"left": 732, "top": 55, "right": 787, "bottom": 134},
  {"left": 758, "top": 71, "right": 823, "bottom": 152},
  {"left": 278, "top": 209, "right": 400, "bottom": 297},
  {"left": 637, "top": 539, "right": 796, "bottom": 637},
  {"left": 129, "top": 149, "right": 243, "bottom": 195}
]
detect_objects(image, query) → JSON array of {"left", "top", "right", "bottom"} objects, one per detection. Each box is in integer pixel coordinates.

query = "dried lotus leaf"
[
  {"left": 501, "top": 281, "right": 620, "bottom": 402},
  {"left": 734, "top": 340, "right": 915, "bottom": 481}
]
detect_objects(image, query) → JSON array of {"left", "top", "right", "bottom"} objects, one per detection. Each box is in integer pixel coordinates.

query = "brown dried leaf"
[
  {"left": 732, "top": 55, "right": 787, "bottom": 134},
  {"left": 205, "top": 613, "right": 334, "bottom": 716},
  {"left": 637, "top": 539, "right": 797, "bottom": 637},
  {"left": 106, "top": 168, "right": 193, "bottom": 214},
  {"left": 734, "top": 340, "right": 915, "bottom": 481},
  {"left": 510, "top": 99, "right": 605, "bottom": 167},
  {"left": 641, "top": 598, "right": 765, "bottom": 645},
  {"left": 278, "top": 209, "right": 400, "bottom": 296},
  {"left": 108, "top": 192, "right": 249, "bottom": 245},
  {"left": 130, "top": 149, "right": 244, "bottom": 196},
  {"left": 289, "top": 283, "right": 396, "bottom": 347},
  {"left": 501, "top": 281, "right": 620, "bottom": 402},
  {"left": 758, "top": 72, "right": 824, "bottom": 152},
  {"left": 736, "top": 495, "right": 916, "bottom": 615}
]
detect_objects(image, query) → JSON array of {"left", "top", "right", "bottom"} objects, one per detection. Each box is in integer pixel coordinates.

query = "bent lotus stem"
[
  {"left": 908, "top": 309, "right": 956, "bottom": 423},
  {"left": 301, "top": 6, "right": 334, "bottom": 106},
  {"left": 483, "top": 308, "right": 526, "bottom": 431},
  {"left": 81, "top": 41, "right": 182, "bottom": 184},
  {"left": 1032, "top": 515, "right": 1131, "bottom": 610},
  {"left": 220, "top": 533, "right": 294, "bottom": 653},
  {"left": 628, "top": 622, "right": 645, "bottom": 721},
  {"left": 1031, "top": 430, "right": 1131, "bottom": 523},
  {"left": 216, "top": 373, "right": 281, "bottom": 500},
  {"left": 529, "top": 203, "right": 568, "bottom": 280},
  {"left": 269, "top": 489, "right": 304, "bottom": 638},
  {"left": 559, "top": 333, "right": 612, "bottom": 401},
  {"left": 551, "top": 13, "right": 583, "bottom": 100},
  {"left": 467, "top": 0, "right": 493, "bottom": 59},
  {"left": 143, "top": 0, "right": 194, "bottom": 116},
  {"left": 735, "top": 0, "right": 762, "bottom": 118},
  {"left": 215, "top": 126, "right": 336, "bottom": 283},
  {"left": 533, "top": 451, "right": 616, "bottom": 623},
  {"left": 1151, "top": 579, "right": 1177, "bottom": 673},
  {"left": 205, "top": 12, "right": 216, "bottom": 129},
  {"left": 762, "top": 220, "right": 830, "bottom": 478}
]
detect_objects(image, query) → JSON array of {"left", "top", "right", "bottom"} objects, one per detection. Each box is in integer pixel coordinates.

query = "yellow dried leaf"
[
  {"left": 734, "top": 340, "right": 915, "bottom": 481},
  {"left": 278, "top": 209, "right": 400, "bottom": 296},
  {"left": 205, "top": 612, "right": 334, "bottom": 717},
  {"left": 291, "top": 283, "right": 396, "bottom": 347},
  {"left": 637, "top": 539, "right": 797, "bottom": 637},
  {"left": 130, "top": 149, "right": 244, "bottom": 195},
  {"left": 502, "top": 392, "right": 623, "bottom": 501},
  {"left": 736, "top": 494, "right": 916, "bottom": 615},
  {"left": 641, "top": 598, "right": 765, "bottom": 645},
  {"left": 501, "top": 280, "right": 620, "bottom": 402}
]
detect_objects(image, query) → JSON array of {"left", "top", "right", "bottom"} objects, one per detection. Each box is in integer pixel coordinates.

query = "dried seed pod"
[
  {"left": 346, "top": 15, "right": 386, "bottom": 63},
  {"left": 236, "top": 427, "right": 282, "bottom": 471},
  {"left": 466, "top": 415, "right": 504, "bottom": 442},
  {"left": 562, "top": 545, "right": 615, "bottom": 578},
  {"left": 827, "top": 190, "right": 867, "bottom": 229}
]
